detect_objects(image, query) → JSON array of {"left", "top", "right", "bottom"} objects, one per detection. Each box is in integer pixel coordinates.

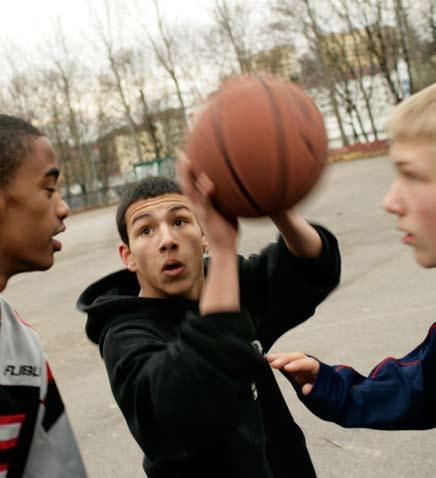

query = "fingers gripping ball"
[{"left": 184, "top": 75, "right": 328, "bottom": 218}]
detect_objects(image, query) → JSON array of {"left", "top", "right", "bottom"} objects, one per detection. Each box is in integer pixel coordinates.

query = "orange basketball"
[{"left": 184, "top": 75, "right": 328, "bottom": 218}]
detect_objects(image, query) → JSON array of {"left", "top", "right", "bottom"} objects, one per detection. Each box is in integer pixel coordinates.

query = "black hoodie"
[{"left": 77, "top": 226, "right": 340, "bottom": 478}]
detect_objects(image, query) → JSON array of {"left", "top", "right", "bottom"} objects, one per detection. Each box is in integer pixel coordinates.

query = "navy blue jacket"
[{"left": 296, "top": 323, "right": 436, "bottom": 430}]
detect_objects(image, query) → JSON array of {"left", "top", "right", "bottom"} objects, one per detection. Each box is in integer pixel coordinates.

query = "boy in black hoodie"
[{"left": 77, "top": 155, "right": 341, "bottom": 477}]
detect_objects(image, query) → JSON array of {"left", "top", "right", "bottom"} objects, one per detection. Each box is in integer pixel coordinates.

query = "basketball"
[{"left": 184, "top": 75, "right": 328, "bottom": 218}]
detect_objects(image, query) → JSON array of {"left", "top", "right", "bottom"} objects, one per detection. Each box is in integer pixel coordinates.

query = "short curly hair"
[
  {"left": 0, "top": 115, "right": 44, "bottom": 188},
  {"left": 116, "top": 176, "right": 182, "bottom": 245}
]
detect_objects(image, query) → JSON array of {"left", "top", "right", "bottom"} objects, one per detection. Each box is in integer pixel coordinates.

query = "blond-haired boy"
[{"left": 267, "top": 83, "right": 436, "bottom": 429}]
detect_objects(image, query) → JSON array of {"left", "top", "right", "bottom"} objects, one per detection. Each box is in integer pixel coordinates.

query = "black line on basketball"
[
  {"left": 285, "top": 87, "right": 318, "bottom": 162},
  {"left": 288, "top": 87, "right": 313, "bottom": 121},
  {"left": 256, "top": 76, "right": 288, "bottom": 208},
  {"left": 211, "top": 103, "right": 264, "bottom": 215}
]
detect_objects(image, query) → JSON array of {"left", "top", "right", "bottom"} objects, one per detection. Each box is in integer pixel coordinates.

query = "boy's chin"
[
  {"left": 414, "top": 251, "right": 436, "bottom": 269},
  {"left": 33, "top": 255, "right": 55, "bottom": 272},
  {"left": 163, "top": 283, "right": 198, "bottom": 301},
  {"left": 13, "top": 259, "right": 54, "bottom": 276}
]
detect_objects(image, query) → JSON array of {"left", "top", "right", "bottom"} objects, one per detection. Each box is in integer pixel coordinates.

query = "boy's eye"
[
  {"left": 141, "top": 227, "right": 151, "bottom": 235},
  {"left": 45, "top": 187, "right": 56, "bottom": 195},
  {"left": 402, "top": 171, "right": 421, "bottom": 181},
  {"left": 174, "top": 218, "right": 187, "bottom": 227}
]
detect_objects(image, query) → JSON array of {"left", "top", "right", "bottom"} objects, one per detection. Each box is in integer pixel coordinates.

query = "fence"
[{"left": 64, "top": 157, "right": 176, "bottom": 212}]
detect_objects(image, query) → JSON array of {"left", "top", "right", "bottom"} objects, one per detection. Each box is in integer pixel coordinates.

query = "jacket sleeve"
[
  {"left": 297, "top": 323, "right": 436, "bottom": 430},
  {"left": 101, "top": 310, "right": 265, "bottom": 452},
  {"left": 240, "top": 224, "right": 341, "bottom": 351}
]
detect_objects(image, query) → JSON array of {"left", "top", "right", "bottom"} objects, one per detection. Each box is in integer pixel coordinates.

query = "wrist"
[
  {"left": 271, "top": 208, "right": 295, "bottom": 225},
  {"left": 207, "top": 243, "right": 237, "bottom": 257},
  {"left": 200, "top": 247, "right": 239, "bottom": 315},
  {"left": 272, "top": 211, "right": 322, "bottom": 258}
]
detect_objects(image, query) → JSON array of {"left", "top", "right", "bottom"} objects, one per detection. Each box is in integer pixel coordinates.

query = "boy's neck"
[
  {"left": 138, "top": 287, "right": 203, "bottom": 302},
  {"left": 0, "top": 273, "right": 8, "bottom": 293},
  {"left": 137, "top": 274, "right": 204, "bottom": 302}
]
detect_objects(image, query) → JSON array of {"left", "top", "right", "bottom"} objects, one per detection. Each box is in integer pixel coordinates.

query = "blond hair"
[{"left": 385, "top": 83, "right": 436, "bottom": 143}]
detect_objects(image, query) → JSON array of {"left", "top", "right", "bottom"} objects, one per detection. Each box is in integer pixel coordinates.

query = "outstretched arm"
[
  {"left": 267, "top": 324, "right": 436, "bottom": 430},
  {"left": 270, "top": 209, "right": 323, "bottom": 259}
]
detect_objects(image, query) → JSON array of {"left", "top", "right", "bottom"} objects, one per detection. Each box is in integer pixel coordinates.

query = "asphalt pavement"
[{"left": 4, "top": 155, "right": 436, "bottom": 477}]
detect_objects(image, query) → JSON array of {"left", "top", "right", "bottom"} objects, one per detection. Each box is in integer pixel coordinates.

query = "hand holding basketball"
[{"left": 176, "top": 153, "right": 238, "bottom": 252}]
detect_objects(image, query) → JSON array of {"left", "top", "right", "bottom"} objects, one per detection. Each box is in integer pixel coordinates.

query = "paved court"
[{"left": 4, "top": 155, "right": 436, "bottom": 477}]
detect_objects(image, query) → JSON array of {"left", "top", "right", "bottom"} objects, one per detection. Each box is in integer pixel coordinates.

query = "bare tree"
[
  {"left": 304, "top": 0, "right": 350, "bottom": 145},
  {"left": 393, "top": 0, "right": 416, "bottom": 94},
  {"left": 47, "top": 19, "right": 96, "bottom": 201},
  {"left": 92, "top": 0, "right": 144, "bottom": 164},
  {"left": 43, "top": 73, "right": 74, "bottom": 204},
  {"left": 273, "top": 0, "right": 350, "bottom": 145},
  {"left": 143, "top": 0, "right": 189, "bottom": 128},
  {"left": 325, "top": 0, "right": 379, "bottom": 140},
  {"left": 272, "top": 0, "right": 422, "bottom": 144},
  {"left": 352, "top": 0, "right": 403, "bottom": 103},
  {"left": 139, "top": 88, "right": 163, "bottom": 159},
  {"left": 210, "top": 0, "right": 254, "bottom": 74},
  {"left": 429, "top": 0, "right": 436, "bottom": 47},
  {"left": 94, "top": 91, "right": 116, "bottom": 204},
  {"left": 409, "top": 0, "right": 436, "bottom": 88}
]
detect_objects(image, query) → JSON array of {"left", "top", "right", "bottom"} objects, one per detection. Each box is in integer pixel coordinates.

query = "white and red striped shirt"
[{"left": 0, "top": 296, "right": 87, "bottom": 477}]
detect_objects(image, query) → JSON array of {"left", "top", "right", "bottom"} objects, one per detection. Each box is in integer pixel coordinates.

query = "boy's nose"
[
  {"left": 159, "top": 226, "right": 177, "bottom": 252},
  {"left": 57, "top": 194, "right": 71, "bottom": 219},
  {"left": 383, "top": 181, "right": 403, "bottom": 216}
]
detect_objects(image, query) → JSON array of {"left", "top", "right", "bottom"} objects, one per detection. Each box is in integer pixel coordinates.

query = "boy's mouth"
[
  {"left": 52, "top": 225, "right": 66, "bottom": 252},
  {"left": 162, "top": 260, "right": 184, "bottom": 277},
  {"left": 52, "top": 238, "right": 63, "bottom": 252},
  {"left": 402, "top": 232, "right": 414, "bottom": 245}
]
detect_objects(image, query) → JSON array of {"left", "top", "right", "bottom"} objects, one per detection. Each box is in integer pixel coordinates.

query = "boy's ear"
[
  {"left": 0, "top": 189, "right": 6, "bottom": 218},
  {"left": 119, "top": 242, "right": 138, "bottom": 272},
  {"left": 202, "top": 236, "right": 209, "bottom": 254}
]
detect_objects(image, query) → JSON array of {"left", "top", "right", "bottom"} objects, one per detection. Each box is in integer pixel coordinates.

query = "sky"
[
  {"left": 0, "top": 0, "right": 272, "bottom": 88},
  {"left": 0, "top": 0, "right": 212, "bottom": 58},
  {"left": 0, "top": 0, "right": 273, "bottom": 114}
]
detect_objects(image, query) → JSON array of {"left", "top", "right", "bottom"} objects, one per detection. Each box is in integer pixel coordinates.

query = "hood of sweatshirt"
[{"left": 77, "top": 268, "right": 199, "bottom": 346}]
